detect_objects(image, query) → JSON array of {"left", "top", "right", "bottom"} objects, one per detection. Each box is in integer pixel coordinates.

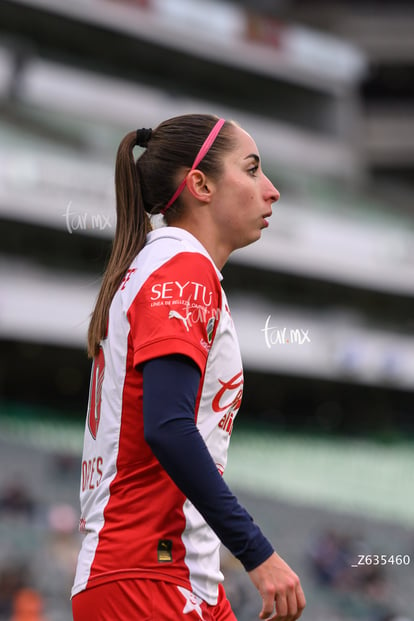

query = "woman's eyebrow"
[{"left": 244, "top": 153, "right": 260, "bottom": 164}]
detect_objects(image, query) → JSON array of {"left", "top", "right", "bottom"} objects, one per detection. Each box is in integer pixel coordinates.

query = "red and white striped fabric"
[{"left": 72, "top": 227, "right": 244, "bottom": 605}]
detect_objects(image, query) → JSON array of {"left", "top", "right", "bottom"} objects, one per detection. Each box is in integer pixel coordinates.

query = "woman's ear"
[{"left": 186, "top": 169, "right": 213, "bottom": 203}]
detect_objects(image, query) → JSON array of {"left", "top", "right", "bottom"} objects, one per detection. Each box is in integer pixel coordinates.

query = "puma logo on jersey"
[
  {"left": 168, "top": 309, "right": 190, "bottom": 331},
  {"left": 157, "top": 539, "right": 173, "bottom": 562}
]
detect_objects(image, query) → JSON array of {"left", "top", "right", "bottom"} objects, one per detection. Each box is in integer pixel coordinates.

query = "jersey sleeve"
[{"left": 128, "top": 252, "right": 222, "bottom": 372}]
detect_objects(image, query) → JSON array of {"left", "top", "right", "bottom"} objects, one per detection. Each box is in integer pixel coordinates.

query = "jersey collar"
[{"left": 146, "top": 226, "right": 223, "bottom": 282}]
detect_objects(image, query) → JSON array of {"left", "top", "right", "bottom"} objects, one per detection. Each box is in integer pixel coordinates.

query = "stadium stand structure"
[{"left": 0, "top": 0, "right": 413, "bottom": 435}]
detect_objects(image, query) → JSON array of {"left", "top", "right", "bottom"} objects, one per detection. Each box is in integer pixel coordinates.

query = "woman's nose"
[{"left": 265, "top": 176, "right": 280, "bottom": 203}]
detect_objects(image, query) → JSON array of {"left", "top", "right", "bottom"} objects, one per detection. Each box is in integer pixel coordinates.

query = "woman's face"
[{"left": 209, "top": 125, "right": 280, "bottom": 252}]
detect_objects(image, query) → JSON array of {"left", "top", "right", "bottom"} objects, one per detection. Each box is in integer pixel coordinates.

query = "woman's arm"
[{"left": 142, "top": 354, "right": 274, "bottom": 571}]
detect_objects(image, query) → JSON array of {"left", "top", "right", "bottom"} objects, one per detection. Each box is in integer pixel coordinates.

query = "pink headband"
[{"left": 161, "top": 118, "right": 226, "bottom": 215}]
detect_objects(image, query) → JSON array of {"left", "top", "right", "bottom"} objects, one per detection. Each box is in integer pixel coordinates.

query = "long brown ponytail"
[
  {"left": 87, "top": 114, "right": 236, "bottom": 358},
  {"left": 87, "top": 132, "right": 151, "bottom": 357}
]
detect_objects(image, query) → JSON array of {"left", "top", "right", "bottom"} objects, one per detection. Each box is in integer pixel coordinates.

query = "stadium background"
[{"left": 0, "top": 0, "right": 413, "bottom": 619}]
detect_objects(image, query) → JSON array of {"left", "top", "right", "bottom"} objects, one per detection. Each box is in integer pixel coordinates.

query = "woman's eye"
[{"left": 248, "top": 166, "right": 259, "bottom": 176}]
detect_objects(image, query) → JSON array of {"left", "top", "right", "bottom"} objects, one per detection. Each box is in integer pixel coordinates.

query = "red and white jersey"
[{"left": 72, "top": 227, "right": 244, "bottom": 605}]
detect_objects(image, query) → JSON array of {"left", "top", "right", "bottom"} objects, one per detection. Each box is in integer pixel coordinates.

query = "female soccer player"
[{"left": 71, "top": 114, "right": 306, "bottom": 621}]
